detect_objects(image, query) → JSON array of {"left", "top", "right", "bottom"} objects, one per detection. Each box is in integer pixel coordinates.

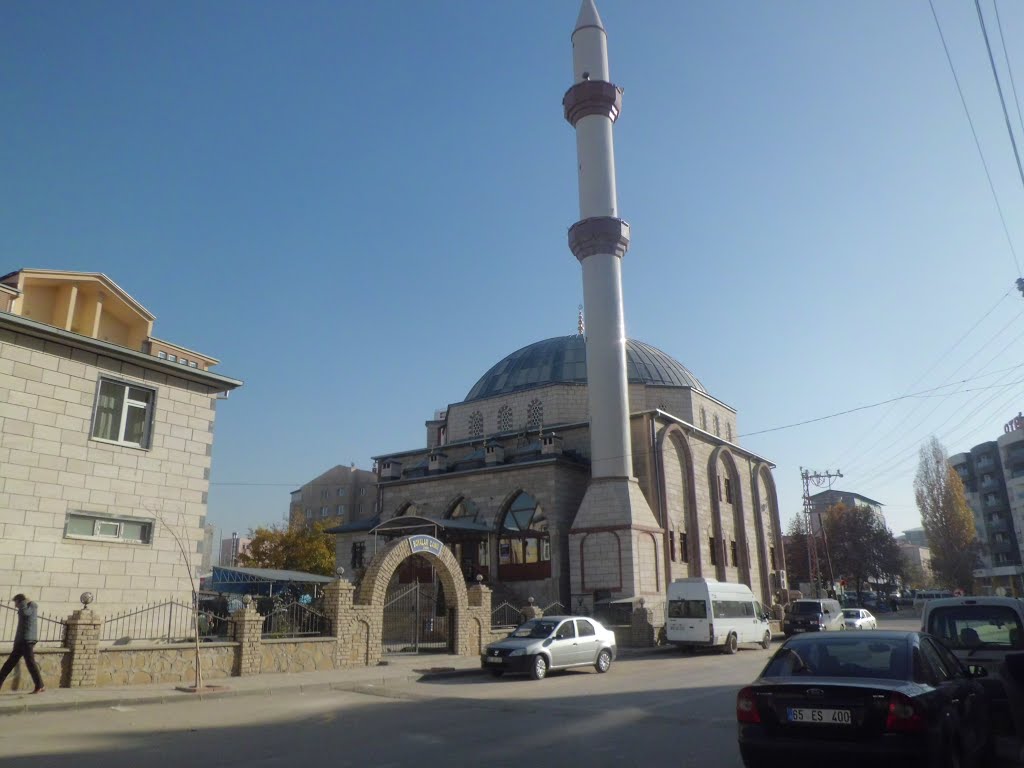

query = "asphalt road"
[{"left": 0, "top": 616, "right": 927, "bottom": 768}]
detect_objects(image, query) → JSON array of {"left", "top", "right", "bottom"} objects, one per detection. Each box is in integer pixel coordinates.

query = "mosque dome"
[{"left": 463, "top": 336, "right": 705, "bottom": 403}]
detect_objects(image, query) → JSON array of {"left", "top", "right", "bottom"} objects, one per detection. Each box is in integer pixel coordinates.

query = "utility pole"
[{"left": 800, "top": 468, "right": 843, "bottom": 598}]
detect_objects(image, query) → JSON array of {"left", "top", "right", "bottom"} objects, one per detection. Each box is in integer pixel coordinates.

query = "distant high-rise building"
[
  {"left": 807, "top": 489, "right": 885, "bottom": 533},
  {"left": 289, "top": 464, "right": 377, "bottom": 531},
  {"left": 950, "top": 417, "right": 1024, "bottom": 594},
  {"left": 200, "top": 524, "right": 219, "bottom": 573},
  {"left": 220, "top": 534, "right": 251, "bottom": 568}
]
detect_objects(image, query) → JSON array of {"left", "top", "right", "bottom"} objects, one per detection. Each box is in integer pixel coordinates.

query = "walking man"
[{"left": 0, "top": 594, "right": 45, "bottom": 693}]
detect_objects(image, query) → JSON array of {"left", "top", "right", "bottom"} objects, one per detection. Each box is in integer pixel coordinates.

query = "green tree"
[
  {"left": 237, "top": 522, "right": 335, "bottom": 576},
  {"left": 914, "top": 436, "right": 979, "bottom": 590}
]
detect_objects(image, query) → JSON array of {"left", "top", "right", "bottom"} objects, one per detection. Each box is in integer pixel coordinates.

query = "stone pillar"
[
  {"left": 230, "top": 598, "right": 263, "bottom": 676},
  {"left": 467, "top": 582, "right": 492, "bottom": 611},
  {"left": 520, "top": 597, "right": 543, "bottom": 622},
  {"left": 65, "top": 609, "right": 102, "bottom": 688},
  {"left": 322, "top": 578, "right": 355, "bottom": 667},
  {"left": 630, "top": 598, "right": 656, "bottom": 648}
]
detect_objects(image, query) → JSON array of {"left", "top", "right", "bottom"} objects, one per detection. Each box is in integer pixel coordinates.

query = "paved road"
[
  {"left": 0, "top": 616, "right": 927, "bottom": 768},
  {"left": 0, "top": 645, "right": 772, "bottom": 768}
]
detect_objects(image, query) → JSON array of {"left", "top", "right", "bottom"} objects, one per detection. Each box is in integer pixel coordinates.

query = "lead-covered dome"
[{"left": 464, "top": 336, "right": 705, "bottom": 402}]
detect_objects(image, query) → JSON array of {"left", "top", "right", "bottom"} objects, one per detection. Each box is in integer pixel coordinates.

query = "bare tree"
[
  {"left": 914, "top": 436, "right": 979, "bottom": 590},
  {"left": 145, "top": 502, "right": 204, "bottom": 691}
]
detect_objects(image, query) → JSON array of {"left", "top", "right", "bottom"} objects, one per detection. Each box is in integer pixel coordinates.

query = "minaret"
[{"left": 564, "top": 0, "right": 662, "bottom": 611}]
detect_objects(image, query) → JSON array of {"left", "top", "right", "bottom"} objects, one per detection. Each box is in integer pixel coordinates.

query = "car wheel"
[
  {"left": 723, "top": 633, "right": 738, "bottom": 654},
  {"left": 530, "top": 654, "right": 548, "bottom": 680},
  {"left": 489, "top": 668, "right": 504, "bottom": 678},
  {"left": 760, "top": 630, "right": 772, "bottom": 650},
  {"left": 595, "top": 648, "right": 612, "bottom": 673}
]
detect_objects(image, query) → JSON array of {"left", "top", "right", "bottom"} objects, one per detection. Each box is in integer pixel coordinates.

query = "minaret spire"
[{"left": 563, "top": 0, "right": 661, "bottom": 610}]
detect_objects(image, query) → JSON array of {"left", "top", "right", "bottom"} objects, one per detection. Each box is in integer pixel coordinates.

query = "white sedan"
[{"left": 842, "top": 608, "right": 877, "bottom": 630}]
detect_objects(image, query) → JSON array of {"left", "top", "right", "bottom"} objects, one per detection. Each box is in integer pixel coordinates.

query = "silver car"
[
  {"left": 481, "top": 615, "right": 617, "bottom": 680},
  {"left": 841, "top": 608, "right": 877, "bottom": 630}
]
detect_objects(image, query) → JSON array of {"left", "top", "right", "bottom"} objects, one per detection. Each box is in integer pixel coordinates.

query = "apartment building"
[
  {"left": 289, "top": 464, "right": 376, "bottom": 530},
  {"left": 950, "top": 418, "right": 1024, "bottom": 595},
  {"left": 807, "top": 489, "right": 885, "bottom": 534},
  {"left": 0, "top": 268, "right": 241, "bottom": 617}
]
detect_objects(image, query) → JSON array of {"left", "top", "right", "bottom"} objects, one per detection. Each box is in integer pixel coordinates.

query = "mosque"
[{"left": 329, "top": 0, "right": 784, "bottom": 622}]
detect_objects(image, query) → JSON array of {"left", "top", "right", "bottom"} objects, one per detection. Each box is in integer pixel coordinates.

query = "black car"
[{"left": 736, "top": 631, "right": 989, "bottom": 768}]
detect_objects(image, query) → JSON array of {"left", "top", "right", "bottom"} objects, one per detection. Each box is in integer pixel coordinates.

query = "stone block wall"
[
  {"left": 260, "top": 638, "right": 339, "bottom": 674},
  {"left": 97, "top": 643, "right": 235, "bottom": 686},
  {"left": 5, "top": 647, "right": 69, "bottom": 690},
  {"left": 0, "top": 327, "right": 222, "bottom": 618}
]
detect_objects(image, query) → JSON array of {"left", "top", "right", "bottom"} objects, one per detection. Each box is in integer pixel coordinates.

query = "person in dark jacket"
[{"left": 0, "top": 594, "right": 45, "bottom": 693}]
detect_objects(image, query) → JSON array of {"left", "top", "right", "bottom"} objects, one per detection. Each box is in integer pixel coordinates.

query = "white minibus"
[{"left": 666, "top": 577, "right": 772, "bottom": 654}]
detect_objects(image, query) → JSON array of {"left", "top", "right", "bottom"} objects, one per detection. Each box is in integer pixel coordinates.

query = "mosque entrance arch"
[{"left": 355, "top": 533, "right": 472, "bottom": 657}]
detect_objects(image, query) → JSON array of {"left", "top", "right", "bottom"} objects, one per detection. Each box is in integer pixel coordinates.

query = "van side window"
[{"left": 669, "top": 599, "right": 708, "bottom": 619}]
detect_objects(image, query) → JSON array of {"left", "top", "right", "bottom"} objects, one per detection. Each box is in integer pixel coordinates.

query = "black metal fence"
[
  {"left": 0, "top": 604, "right": 66, "bottom": 646},
  {"left": 260, "top": 600, "right": 329, "bottom": 639},
  {"left": 491, "top": 601, "right": 523, "bottom": 628},
  {"left": 101, "top": 600, "right": 231, "bottom": 644}
]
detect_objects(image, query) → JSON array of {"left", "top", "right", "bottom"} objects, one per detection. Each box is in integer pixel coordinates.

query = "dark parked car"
[{"left": 736, "top": 631, "right": 990, "bottom": 768}]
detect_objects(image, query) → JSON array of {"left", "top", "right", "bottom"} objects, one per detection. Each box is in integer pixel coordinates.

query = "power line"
[
  {"left": 993, "top": 0, "right": 1024, "bottom": 140},
  {"left": 976, "top": 0, "right": 1024, "bottom": 201},
  {"left": 929, "top": 0, "right": 1022, "bottom": 274},
  {"left": 828, "top": 289, "right": 1009, "bottom": 468}
]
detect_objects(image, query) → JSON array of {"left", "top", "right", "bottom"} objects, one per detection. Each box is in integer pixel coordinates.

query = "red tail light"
[
  {"left": 737, "top": 686, "right": 761, "bottom": 724},
  {"left": 885, "top": 692, "right": 926, "bottom": 733}
]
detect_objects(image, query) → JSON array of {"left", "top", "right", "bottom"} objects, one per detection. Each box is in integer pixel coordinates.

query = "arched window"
[
  {"left": 497, "top": 404, "right": 513, "bottom": 433},
  {"left": 700, "top": 406, "right": 707, "bottom": 430},
  {"left": 447, "top": 498, "right": 478, "bottom": 521},
  {"left": 468, "top": 410, "right": 483, "bottom": 437},
  {"left": 727, "top": 422, "right": 733, "bottom": 442},
  {"left": 527, "top": 399, "right": 543, "bottom": 429},
  {"left": 395, "top": 503, "right": 417, "bottom": 518},
  {"left": 713, "top": 414, "right": 720, "bottom": 437},
  {"left": 498, "top": 492, "right": 551, "bottom": 580}
]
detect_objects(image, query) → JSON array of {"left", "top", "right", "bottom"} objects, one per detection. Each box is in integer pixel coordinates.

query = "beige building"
[
  {"left": 331, "top": 336, "right": 785, "bottom": 617},
  {"left": 289, "top": 464, "right": 376, "bottom": 531},
  {"left": 0, "top": 268, "right": 241, "bottom": 618}
]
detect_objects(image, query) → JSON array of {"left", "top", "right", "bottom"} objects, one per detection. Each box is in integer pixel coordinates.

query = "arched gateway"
[{"left": 345, "top": 534, "right": 492, "bottom": 663}]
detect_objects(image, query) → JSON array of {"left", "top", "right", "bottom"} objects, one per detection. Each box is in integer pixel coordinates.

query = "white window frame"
[
  {"left": 90, "top": 378, "right": 157, "bottom": 450},
  {"left": 65, "top": 512, "right": 153, "bottom": 545}
]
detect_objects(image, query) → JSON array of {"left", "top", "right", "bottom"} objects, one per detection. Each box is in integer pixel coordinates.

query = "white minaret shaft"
[{"left": 565, "top": 0, "right": 632, "bottom": 479}]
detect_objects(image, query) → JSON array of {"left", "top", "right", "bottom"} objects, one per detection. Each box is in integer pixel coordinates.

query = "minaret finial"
[
  {"left": 575, "top": 0, "right": 605, "bottom": 34},
  {"left": 577, "top": 304, "right": 585, "bottom": 336}
]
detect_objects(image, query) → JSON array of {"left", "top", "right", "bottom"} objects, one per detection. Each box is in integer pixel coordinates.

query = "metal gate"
[{"left": 382, "top": 583, "right": 450, "bottom": 654}]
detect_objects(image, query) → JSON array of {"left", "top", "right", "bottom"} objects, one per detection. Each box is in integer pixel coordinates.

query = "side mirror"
[
  {"left": 762, "top": 613, "right": 770, "bottom": 622},
  {"left": 823, "top": 609, "right": 830, "bottom": 615}
]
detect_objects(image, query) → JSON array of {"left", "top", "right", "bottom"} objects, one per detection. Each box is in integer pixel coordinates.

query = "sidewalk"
[{"left": 0, "top": 644, "right": 672, "bottom": 717}]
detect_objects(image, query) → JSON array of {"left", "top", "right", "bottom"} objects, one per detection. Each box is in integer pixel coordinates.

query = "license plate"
[
  {"left": 485, "top": 656, "right": 502, "bottom": 664},
  {"left": 787, "top": 707, "right": 851, "bottom": 725},
  {"left": 791, "top": 628, "right": 804, "bottom": 633}
]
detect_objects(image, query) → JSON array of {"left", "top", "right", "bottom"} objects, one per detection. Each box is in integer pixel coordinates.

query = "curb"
[{"left": 0, "top": 666, "right": 483, "bottom": 717}]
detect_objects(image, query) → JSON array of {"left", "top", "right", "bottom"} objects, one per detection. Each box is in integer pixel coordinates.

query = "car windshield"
[
  {"left": 510, "top": 619, "right": 559, "bottom": 639},
  {"left": 842, "top": 609, "right": 859, "bottom": 619},
  {"left": 762, "top": 637, "right": 908, "bottom": 680},
  {"left": 927, "top": 606, "right": 1024, "bottom": 651},
  {"left": 791, "top": 602, "right": 823, "bottom": 616}
]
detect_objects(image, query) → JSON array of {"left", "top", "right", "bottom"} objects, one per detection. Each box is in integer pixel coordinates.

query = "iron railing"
[
  {"left": 542, "top": 602, "right": 566, "bottom": 615},
  {"left": 0, "top": 604, "right": 66, "bottom": 646},
  {"left": 101, "top": 600, "right": 230, "bottom": 644},
  {"left": 260, "top": 600, "right": 329, "bottom": 639},
  {"left": 491, "top": 601, "right": 523, "bottom": 628}
]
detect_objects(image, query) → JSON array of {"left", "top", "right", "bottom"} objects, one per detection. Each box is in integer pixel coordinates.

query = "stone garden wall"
[
  {"left": 260, "top": 638, "right": 339, "bottom": 674},
  {"left": 5, "top": 647, "right": 69, "bottom": 691},
  {"left": 97, "top": 642, "right": 236, "bottom": 686}
]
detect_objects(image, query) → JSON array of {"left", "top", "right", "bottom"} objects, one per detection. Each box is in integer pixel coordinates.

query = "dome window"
[
  {"left": 527, "top": 399, "right": 543, "bottom": 430},
  {"left": 497, "top": 405, "right": 513, "bottom": 433},
  {"left": 468, "top": 410, "right": 483, "bottom": 437}
]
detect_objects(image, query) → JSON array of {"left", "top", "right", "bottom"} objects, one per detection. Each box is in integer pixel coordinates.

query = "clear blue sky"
[{"left": 5, "top": 1, "right": 1024, "bottom": 543}]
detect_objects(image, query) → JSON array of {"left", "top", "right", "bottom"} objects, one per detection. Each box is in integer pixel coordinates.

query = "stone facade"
[
  {"left": 260, "top": 638, "right": 338, "bottom": 673},
  {"left": 0, "top": 317, "right": 239, "bottom": 618},
  {"left": 97, "top": 642, "right": 236, "bottom": 686},
  {"left": 6, "top": 647, "right": 68, "bottom": 691}
]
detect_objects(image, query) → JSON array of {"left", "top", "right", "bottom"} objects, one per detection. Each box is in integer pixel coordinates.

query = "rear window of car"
[
  {"left": 668, "top": 599, "right": 707, "bottom": 619},
  {"left": 791, "top": 601, "right": 823, "bottom": 616},
  {"left": 927, "top": 606, "right": 1024, "bottom": 651},
  {"left": 842, "top": 609, "right": 860, "bottom": 619},
  {"left": 763, "top": 638, "right": 908, "bottom": 680}
]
